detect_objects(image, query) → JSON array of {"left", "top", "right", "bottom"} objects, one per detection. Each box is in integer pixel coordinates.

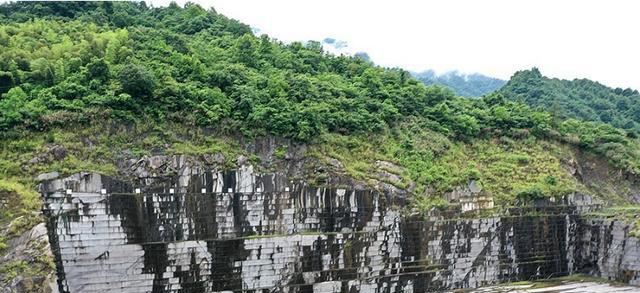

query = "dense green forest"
[
  {"left": 413, "top": 70, "right": 505, "bottom": 97},
  {"left": 0, "top": 2, "right": 545, "bottom": 142},
  {"left": 1, "top": 1, "right": 640, "bottom": 208},
  {"left": 500, "top": 68, "right": 640, "bottom": 133}
]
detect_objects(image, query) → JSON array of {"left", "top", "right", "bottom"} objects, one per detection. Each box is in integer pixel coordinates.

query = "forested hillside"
[
  {"left": 413, "top": 70, "right": 505, "bottom": 97},
  {"left": 1, "top": 1, "right": 640, "bottom": 212},
  {"left": 0, "top": 2, "right": 474, "bottom": 140},
  {"left": 3, "top": 2, "right": 640, "bottom": 291},
  {"left": 500, "top": 68, "right": 640, "bottom": 133}
]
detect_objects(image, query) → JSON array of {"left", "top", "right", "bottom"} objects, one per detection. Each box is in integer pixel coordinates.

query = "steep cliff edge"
[
  {"left": 2, "top": 124, "right": 640, "bottom": 292},
  {"left": 39, "top": 166, "right": 640, "bottom": 292}
]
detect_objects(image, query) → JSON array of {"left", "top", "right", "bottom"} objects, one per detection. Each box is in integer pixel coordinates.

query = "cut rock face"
[
  {"left": 36, "top": 172, "right": 59, "bottom": 182},
  {"left": 39, "top": 167, "right": 640, "bottom": 293}
]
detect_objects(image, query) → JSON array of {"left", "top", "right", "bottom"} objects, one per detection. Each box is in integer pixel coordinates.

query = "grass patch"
[
  {"left": 0, "top": 179, "right": 42, "bottom": 239},
  {"left": 170, "top": 137, "right": 241, "bottom": 157},
  {"left": 309, "top": 121, "right": 583, "bottom": 212},
  {"left": 0, "top": 118, "right": 629, "bottom": 219},
  {"left": 584, "top": 205, "right": 640, "bottom": 237},
  {"left": 274, "top": 145, "right": 288, "bottom": 160},
  {"left": 0, "top": 251, "right": 54, "bottom": 284}
]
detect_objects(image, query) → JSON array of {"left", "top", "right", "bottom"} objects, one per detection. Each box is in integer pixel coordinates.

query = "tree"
[
  {"left": 117, "top": 64, "right": 155, "bottom": 98},
  {"left": 30, "top": 58, "right": 55, "bottom": 85},
  {"left": 0, "top": 87, "right": 27, "bottom": 129},
  {"left": 86, "top": 58, "right": 110, "bottom": 81},
  {"left": 232, "top": 34, "right": 257, "bottom": 67},
  {"left": 500, "top": 68, "right": 640, "bottom": 133},
  {"left": 0, "top": 71, "right": 13, "bottom": 94}
]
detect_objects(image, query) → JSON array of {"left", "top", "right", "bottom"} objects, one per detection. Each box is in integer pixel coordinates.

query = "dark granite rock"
[{"left": 40, "top": 170, "right": 640, "bottom": 293}]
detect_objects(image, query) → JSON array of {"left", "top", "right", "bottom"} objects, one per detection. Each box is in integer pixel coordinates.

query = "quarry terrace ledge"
[{"left": 40, "top": 171, "right": 640, "bottom": 293}]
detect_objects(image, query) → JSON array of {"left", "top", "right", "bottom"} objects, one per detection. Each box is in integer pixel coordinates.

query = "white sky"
[{"left": 50, "top": 1, "right": 640, "bottom": 88}]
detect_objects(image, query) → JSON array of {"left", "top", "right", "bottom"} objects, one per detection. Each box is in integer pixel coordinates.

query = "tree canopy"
[
  {"left": 0, "top": 2, "right": 639, "bottom": 175},
  {"left": 500, "top": 68, "right": 640, "bottom": 133}
]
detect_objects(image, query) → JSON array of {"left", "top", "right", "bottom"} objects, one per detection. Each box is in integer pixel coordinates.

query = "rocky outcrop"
[
  {"left": 0, "top": 223, "right": 57, "bottom": 293},
  {"left": 27, "top": 145, "right": 67, "bottom": 166},
  {"left": 40, "top": 168, "right": 640, "bottom": 293},
  {"left": 565, "top": 150, "right": 640, "bottom": 204}
]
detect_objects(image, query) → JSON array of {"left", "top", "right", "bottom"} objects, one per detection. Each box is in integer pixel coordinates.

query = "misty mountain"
[{"left": 413, "top": 70, "right": 506, "bottom": 97}]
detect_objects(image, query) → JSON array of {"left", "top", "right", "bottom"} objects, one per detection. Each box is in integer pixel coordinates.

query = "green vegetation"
[
  {"left": 0, "top": 2, "right": 640, "bottom": 214},
  {"left": 1, "top": 2, "right": 640, "bottom": 290},
  {"left": 553, "top": 119, "right": 640, "bottom": 173},
  {"left": 0, "top": 1, "right": 428, "bottom": 141},
  {"left": 0, "top": 119, "right": 256, "bottom": 181},
  {"left": 585, "top": 205, "right": 640, "bottom": 237},
  {"left": 310, "top": 126, "right": 579, "bottom": 208},
  {"left": 0, "top": 179, "right": 40, "bottom": 240},
  {"left": 0, "top": 223, "right": 55, "bottom": 283},
  {"left": 0, "top": 255, "right": 54, "bottom": 287},
  {"left": 273, "top": 144, "right": 288, "bottom": 160},
  {"left": 500, "top": 68, "right": 640, "bottom": 133}
]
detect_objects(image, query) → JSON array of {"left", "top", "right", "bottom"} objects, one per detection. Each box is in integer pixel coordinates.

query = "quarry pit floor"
[{"left": 453, "top": 281, "right": 640, "bottom": 292}]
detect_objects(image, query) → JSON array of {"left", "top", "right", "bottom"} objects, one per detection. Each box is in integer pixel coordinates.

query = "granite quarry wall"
[
  {"left": 40, "top": 167, "right": 640, "bottom": 293},
  {"left": 570, "top": 218, "right": 640, "bottom": 285}
]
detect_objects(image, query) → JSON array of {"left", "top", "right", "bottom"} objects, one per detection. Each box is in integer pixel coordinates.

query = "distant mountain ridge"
[
  {"left": 413, "top": 70, "right": 506, "bottom": 97},
  {"left": 499, "top": 68, "right": 640, "bottom": 133}
]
